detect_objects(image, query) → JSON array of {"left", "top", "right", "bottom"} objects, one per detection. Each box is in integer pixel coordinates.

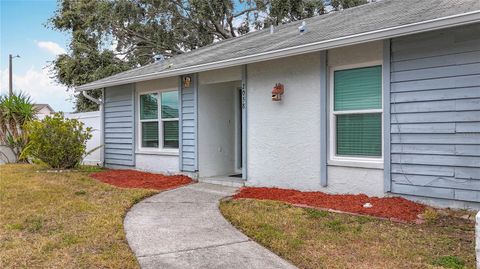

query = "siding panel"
[
  {"left": 391, "top": 123, "right": 455, "bottom": 134},
  {"left": 391, "top": 111, "right": 480, "bottom": 123},
  {"left": 103, "top": 84, "right": 135, "bottom": 167},
  {"left": 391, "top": 99, "right": 480, "bottom": 113},
  {"left": 391, "top": 164, "right": 454, "bottom": 177},
  {"left": 391, "top": 74, "right": 480, "bottom": 92},
  {"left": 392, "top": 51, "right": 480, "bottom": 72},
  {"left": 391, "top": 87, "right": 480, "bottom": 103},
  {"left": 391, "top": 154, "right": 480, "bottom": 168},
  {"left": 392, "top": 174, "right": 480, "bottom": 191},
  {"left": 389, "top": 24, "right": 480, "bottom": 203},
  {"left": 179, "top": 75, "right": 197, "bottom": 172},
  {"left": 391, "top": 63, "right": 480, "bottom": 83}
]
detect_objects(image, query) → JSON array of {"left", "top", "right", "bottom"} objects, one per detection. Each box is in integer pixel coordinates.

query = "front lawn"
[
  {"left": 220, "top": 199, "right": 475, "bottom": 269},
  {"left": 0, "top": 164, "right": 157, "bottom": 268}
]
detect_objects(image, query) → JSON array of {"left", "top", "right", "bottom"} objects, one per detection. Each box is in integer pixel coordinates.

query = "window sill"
[
  {"left": 135, "top": 150, "right": 179, "bottom": 156},
  {"left": 328, "top": 158, "right": 383, "bottom": 170}
]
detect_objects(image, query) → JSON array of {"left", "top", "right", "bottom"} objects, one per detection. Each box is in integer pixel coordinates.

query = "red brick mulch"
[
  {"left": 90, "top": 169, "right": 193, "bottom": 190},
  {"left": 233, "top": 187, "right": 426, "bottom": 222}
]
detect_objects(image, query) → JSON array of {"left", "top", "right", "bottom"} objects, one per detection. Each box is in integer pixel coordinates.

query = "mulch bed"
[
  {"left": 233, "top": 187, "right": 426, "bottom": 222},
  {"left": 90, "top": 169, "right": 193, "bottom": 190}
]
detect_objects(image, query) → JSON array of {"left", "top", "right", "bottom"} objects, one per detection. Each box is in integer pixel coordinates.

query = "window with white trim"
[
  {"left": 331, "top": 65, "right": 382, "bottom": 159},
  {"left": 139, "top": 91, "right": 179, "bottom": 150}
]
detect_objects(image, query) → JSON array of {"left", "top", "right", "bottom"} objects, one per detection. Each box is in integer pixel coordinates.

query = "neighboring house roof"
[
  {"left": 34, "top": 104, "right": 55, "bottom": 113},
  {"left": 77, "top": 0, "right": 480, "bottom": 91}
]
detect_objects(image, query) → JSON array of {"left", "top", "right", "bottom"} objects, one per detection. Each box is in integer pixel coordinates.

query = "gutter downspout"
[{"left": 82, "top": 90, "right": 105, "bottom": 167}]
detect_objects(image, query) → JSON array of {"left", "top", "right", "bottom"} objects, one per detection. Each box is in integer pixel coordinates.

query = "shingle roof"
[
  {"left": 77, "top": 0, "right": 480, "bottom": 91},
  {"left": 33, "top": 104, "right": 55, "bottom": 113}
]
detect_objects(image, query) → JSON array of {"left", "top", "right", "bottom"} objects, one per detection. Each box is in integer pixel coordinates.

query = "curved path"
[{"left": 124, "top": 183, "right": 297, "bottom": 269}]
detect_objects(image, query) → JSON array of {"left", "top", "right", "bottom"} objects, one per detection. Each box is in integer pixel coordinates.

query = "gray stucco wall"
[
  {"left": 104, "top": 84, "right": 135, "bottom": 167},
  {"left": 389, "top": 23, "right": 480, "bottom": 203}
]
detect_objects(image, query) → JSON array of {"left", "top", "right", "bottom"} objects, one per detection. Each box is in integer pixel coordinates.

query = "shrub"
[
  {"left": 0, "top": 93, "right": 37, "bottom": 163},
  {"left": 23, "top": 113, "right": 93, "bottom": 169}
]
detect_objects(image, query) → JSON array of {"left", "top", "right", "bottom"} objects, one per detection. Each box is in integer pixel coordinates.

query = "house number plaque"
[{"left": 241, "top": 85, "right": 247, "bottom": 109}]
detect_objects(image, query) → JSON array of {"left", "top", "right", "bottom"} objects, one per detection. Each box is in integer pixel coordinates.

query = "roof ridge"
[
  {"left": 77, "top": 0, "right": 480, "bottom": 91},
  {"left": 93, "top": 1, "right": 387, "bottom": 83}
]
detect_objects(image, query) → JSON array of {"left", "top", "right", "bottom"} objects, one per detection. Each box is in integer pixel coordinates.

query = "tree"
[
  {"left": 49, "top": 0, "right": 367, "bottom": 112},
  {"left": 331, "top": 0, "right": 368, "bottom": 10},
  {"left": 0, "top": 93, "right": 37, "bottom": 163},
  {"left": 49, "top": 0, "right": 132, "bottom": 112}
]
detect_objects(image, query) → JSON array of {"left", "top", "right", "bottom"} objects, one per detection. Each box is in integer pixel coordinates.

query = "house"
[
  {"left": 33, "top": 104, "right": 55, "bottom": 120},
  {"left": 77, "top": 0, "right": 480, "bottom": 209}
]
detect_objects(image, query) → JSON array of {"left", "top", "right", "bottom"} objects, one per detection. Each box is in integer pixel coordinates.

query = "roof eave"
[{"left": 76, "top": 10, "right": 480, "bottom": 92}]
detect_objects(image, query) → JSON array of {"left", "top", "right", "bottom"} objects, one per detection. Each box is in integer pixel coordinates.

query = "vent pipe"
[
  {"left": 154, "top": 54, "right": 165, "bottom": 63},
  {"left": 298, "top": 21, "right": 307, "bottom": 34}
]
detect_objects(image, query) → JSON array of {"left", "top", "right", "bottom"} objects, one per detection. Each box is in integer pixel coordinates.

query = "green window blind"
[
  {"left": 336, "top": 113, "right": 382, "bottom": 157},
  {"left": 334, "top": 66, "right": 382, "bottom": 111},
  {"left": 161, "top": 91, "right": 179, "bottom": 119},
  {"left": 163, "top": 121, "right": 179, "bottom": 148},
  {"left": 141, "top": 122, "right": 159, "bottom": 148},
  {"left": 140, "top": 93, "right": 158, "bottom": 120}
]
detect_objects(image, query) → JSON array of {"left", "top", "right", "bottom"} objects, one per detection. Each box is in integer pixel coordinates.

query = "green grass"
[
  {"left": 220, "top": 199, "right": 475, "bottom": 269},
  {"left": 0, "top": 164, "right": 157, "bottom": 268},
  {"left": 432, "top": 256, "right": 466, "bottom": 269}
]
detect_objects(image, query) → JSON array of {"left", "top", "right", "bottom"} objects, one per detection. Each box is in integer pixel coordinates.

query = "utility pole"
[{"left": 8, "top": 54, "right": 20, "bottom": 97}]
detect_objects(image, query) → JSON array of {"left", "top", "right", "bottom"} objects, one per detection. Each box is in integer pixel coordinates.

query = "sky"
[
  {"left": 0, "top": 0, "right": 323, "bottom": 112},
  {"left": 0, "top": 0, "right": 73, "bottom": 112}
]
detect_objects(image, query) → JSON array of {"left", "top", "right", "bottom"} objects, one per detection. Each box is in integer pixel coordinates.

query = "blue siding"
[
  {"left": 389, "top": 24, "right": 480, "bottom": 202},
  {"left": 104, "top": 84, "right": 135, "bottom": 167},
  {"left": 320, "top": 51, "right": 328, "bottom": 187},
  {"left": 179, "top": 74, "right": 198, "bottom": 172},
  {"left": 383, "top": 39, "right": 392, "bottom": 192}
]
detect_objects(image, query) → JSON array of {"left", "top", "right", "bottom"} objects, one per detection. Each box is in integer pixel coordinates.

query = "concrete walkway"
[{"left": 124, "top": 183, "right": 297, "bottom": 269}]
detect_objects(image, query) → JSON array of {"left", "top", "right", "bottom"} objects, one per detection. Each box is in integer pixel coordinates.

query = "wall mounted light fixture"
[
  {"left": 272, "top": 83, "right": 284, "bottom": 101},
  {"left": 183, "top": 76, "right": 191, "bottom": 88}
]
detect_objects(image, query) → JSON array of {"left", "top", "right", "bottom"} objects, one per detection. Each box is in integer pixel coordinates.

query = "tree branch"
[{"left": 233, "top": 7, "right": 258, "bottom": 18}]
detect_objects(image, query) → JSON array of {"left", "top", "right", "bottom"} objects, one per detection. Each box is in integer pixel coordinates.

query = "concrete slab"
[
  {"left": 144, "top": 183, "right": 237, "bottom": 204},
  {"left": 124, "top": 183, "right": 296, "bottom": 268},
  {"left": 198, "top": 176, "right": 246, "bottom": 187},
  {"left": 138, "top": 241, "right": 297, "bottom": 269}
]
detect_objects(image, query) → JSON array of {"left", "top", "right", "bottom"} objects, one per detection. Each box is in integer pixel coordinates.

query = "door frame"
[{"left": 234, "top": 87, "right": 243, "bottom": 174}]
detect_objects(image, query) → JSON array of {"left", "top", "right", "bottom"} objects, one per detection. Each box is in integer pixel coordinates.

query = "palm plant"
[{"left": 0, "top": 93, "right": 37, "bottom": 162}]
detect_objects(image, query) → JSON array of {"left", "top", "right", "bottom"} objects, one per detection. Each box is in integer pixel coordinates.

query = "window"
[
  {"left": 161, "top": 91, "right": 179, "bottom": 148},
  {"left": 331, "top": 65, "right": 382, "bottom": 160},
  {"left": 139, "top": 91, "right": 179, "bottom": 150}
]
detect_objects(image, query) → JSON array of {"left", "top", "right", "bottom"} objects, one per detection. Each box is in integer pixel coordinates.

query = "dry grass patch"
[
  {"left": 0, "top": 164, "right": 157, "bottom": 268},
  {"left": 220, "top": 199, "right": 475, "bottom": 269}
]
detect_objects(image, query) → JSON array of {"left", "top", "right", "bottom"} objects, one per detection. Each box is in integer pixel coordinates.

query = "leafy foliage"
[
  {"left": 331, "top": 0, "right": 368, "bottom": 10},
  {"left": 49, "top": 0, "right": 367, "bottom": 112},
  {"left": 0, "top": 93, "right": 37, "bottom": 163},
  {"left": 23, "top": 113, "right": 93, "bottom": 169}
]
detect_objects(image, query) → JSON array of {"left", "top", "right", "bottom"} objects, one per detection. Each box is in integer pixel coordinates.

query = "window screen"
[{"left": 333, "top": 65, "right": 382, "bottom": 157}]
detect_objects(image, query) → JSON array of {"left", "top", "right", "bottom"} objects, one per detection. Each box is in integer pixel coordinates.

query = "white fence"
[
  {"left": 66, "top": 111, "right": 102, "bottom": 165},
  {"left": 0, "top": 145, "right": 16, "bottom": 164},
  {"left": 0, "top": 111, "right": 102, "bottom": 165}
]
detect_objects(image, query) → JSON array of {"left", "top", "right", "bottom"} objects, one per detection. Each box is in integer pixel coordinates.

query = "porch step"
[{"left": 198, "top": 176, "right": 245, "bottom": 188}]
